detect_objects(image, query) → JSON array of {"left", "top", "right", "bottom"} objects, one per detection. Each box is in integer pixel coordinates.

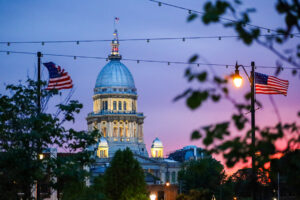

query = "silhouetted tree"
[
  {"left": 0, "top": 79, "right": 99, "bottom": 199},
  {"left": 104, "top": 148, "right": 148, "bottom": 200},
  {"left": 178, "top": 157, "right": 226, "bottom": 199}
]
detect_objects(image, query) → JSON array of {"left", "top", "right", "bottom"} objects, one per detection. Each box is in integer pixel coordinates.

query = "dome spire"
[{"left": 108, "top": 21, "right": 122, "bottom": 60}]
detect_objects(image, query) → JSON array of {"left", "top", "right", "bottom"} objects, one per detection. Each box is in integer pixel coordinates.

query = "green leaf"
[
  {"left": 191, "top": 130, "right": 201, "bottom": 140},
  {"left": 222, "top": 87, "right": 228, "bottom": 95},
  {"left": 186, "top": 91, "right": 209, "bottom": 110},
  {"left": 197, "top": 72, "right": 207, "bottom": 82},
  {"left": 211, "top": 94, "right": 221, "bottom": 102},
  {"left": 189, "top": 54, "right": 198, "bottom": 63},
  {"left": 187, "top": 13, "right": 198, "bottom": 22}
]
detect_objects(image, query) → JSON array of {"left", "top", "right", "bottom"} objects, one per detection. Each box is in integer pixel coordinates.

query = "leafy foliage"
[
  {"left": 0, "top": 79, "right": 100, "bottom": 199},
  {"left": 104, "top": 148, "right": 148, "bottom": 200},
  {"left": 175, "top": 0, "right": 300, "bottom": 172},
  {"left": 178, "top": 157, "right": 226, "bottom": 199}
]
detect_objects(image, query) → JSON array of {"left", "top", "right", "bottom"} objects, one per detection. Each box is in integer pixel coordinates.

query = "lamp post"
[{"left": 233, "top": 61, "right": 257, "bottom": 200}]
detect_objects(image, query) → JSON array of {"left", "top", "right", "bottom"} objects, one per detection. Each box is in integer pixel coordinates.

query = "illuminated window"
[
  {"left": 123, "top": 102, "right": 127, "bottom": 110},
  {"left": 118, "top": 101, "right": 122, "bottom": 110},
  {"left": 125, "top": 128, "right": 129, "bottom": 137},
  {"left": 119, "top": 128, "right": 123, "bottom": 137},
  {"left": 102, "top": 127, "right": 106, "bottom": 137},
  {"left": 113, "top": 101, "right": 117, "bottom": 110},
  {"left": 113, "top": 127, "right": 118, "bottom": 137}
]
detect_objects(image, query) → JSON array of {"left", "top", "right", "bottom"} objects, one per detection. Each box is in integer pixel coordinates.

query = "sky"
[{"left": 0, "top": 0, "right": 299, "bottom": 173}]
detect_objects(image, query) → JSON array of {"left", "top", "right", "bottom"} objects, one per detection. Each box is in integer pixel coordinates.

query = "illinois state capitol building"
[{"left": 85, "top": 30, "right": 180, "bottom": 199}]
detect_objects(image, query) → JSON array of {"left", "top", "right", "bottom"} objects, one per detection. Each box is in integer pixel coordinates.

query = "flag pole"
[
  {"left": 250, "top": 61, "right": 257, "bottom": 200},
  {"left": 37, "top": 51, "right": 42, "bottom": 114},
  {"left": 36, "top": 51, "right": 42, "bottom": 200}
]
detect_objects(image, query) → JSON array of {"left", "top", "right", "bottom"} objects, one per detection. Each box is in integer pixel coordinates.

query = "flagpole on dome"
[{"left": 109, "top": 17, "right": 122, "bottom": 61}]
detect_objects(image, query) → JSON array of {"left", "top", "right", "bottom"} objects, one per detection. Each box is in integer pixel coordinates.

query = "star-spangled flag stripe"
[
  {"left": 47, "top": 84, "right": 73, "bottom": 90},
  {"left": 255, "top": 72, "right": 289, "bottom": 96},
  {"left": 48, "top": 80, "right": 72, "bottom": 87},
  {"left": 43, "top": 62, "right": 73, "bottom": 90},
  {"left": 48, "top": 76, "right": 71, "bottom": 83}
]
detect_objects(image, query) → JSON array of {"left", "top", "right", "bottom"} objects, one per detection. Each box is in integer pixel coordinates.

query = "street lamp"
[
  {"left": 150, "top": 194, "right": 157, "bottom": 200},
  {"left": 38, "top": 154, "right": 44, "bottom": 160},
  {"left": 232, "top": 61, "right": 257, "bottom": 200},
  {"left": 165, "top": 181, "right": 170, "bottom": 187},
  {"left": 233, "top": 64, "right": 243, "bottom": 88}
]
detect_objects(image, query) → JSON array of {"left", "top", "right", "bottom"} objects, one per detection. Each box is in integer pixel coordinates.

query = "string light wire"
[
  {"left": 1, "top": 50, "right": 299, "bottom": 70},
  {"left": 148, "top": 0, "right": 298, "bottom": 35},
  {"left": 0, "top": 33, "right": 298, "bottom": 45}
]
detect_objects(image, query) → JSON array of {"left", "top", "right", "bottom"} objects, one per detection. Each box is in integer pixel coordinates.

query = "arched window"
[
  {"left": 119, "top": 127, "right": 123, "bottom": 137},
  {"left": 113, "top": 101, "right": 117, "bottom": 110},
  {"left": 102, "top": 127, "right": 106, "bottom": 137},
  {"left": 113, "top": 127, "right": 118, "bottom": 137},
  {"left": 123, "top": 101, "right": 127, "bottom": 111},
  {"left": 125, "top": 127, "right": 129, "bottom": 137}
]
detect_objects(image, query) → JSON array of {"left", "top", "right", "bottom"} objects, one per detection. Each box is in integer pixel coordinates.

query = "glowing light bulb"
[
  {"left": 150, "top": 194, "right": 156, "bottom": 200},
  {"left": 233, "top": 75, "right": 243, "bottom": 88}
]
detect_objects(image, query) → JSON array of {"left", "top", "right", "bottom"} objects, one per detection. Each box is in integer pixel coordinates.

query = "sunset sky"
[{"left": 0, "top": 0, "right": 299, "bottom": 173}]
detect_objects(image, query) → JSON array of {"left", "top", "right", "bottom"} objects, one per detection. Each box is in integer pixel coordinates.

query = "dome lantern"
[
  {"left": 151, "top": 138, "right": 164, "bottom": 158},
  {"left": 97, "top": 138, "right": 109, "bottom": 158},
  {"left": 108, "top": 29, "right": 122, "bottom": 60}
]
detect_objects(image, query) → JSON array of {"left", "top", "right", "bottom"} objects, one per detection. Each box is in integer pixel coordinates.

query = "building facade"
[{"left": 86, "top": 30, "right": 181, "bottom": 200}]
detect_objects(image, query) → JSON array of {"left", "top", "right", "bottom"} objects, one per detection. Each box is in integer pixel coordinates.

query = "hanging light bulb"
[
  {"left": 74, "top": 56, "right": 76, "bottom": 60},
  {"left": 41, "top": 42, "right": 45, "bottom": 46},
  {"left": 137, "top": 60, "right": 140, "bottom": 64},
  {"left": 168, "top": 62, "right": 170, "bottom": 65},
  {"left": 158, "top": 2, "right": 162, "bottom": 6},
  {"left": 267, "top": 29, "right": 270, "bottom": 33},
  {"left": 188, "top": 10, "right": 192, "bottom": 14},
  {"left": 218, "top": 37, "right": 221, "bottom": 40},
  {"left": 7, "top": 51, "right": 10, "bottom": 55},
  {"left": 76, "top": 41, "right": 80, "bottom": 45},
  {"left": 147, "top": 39, "right": 150, "bottom": 43},
  {"left": 233, "top": 63, "right": 243, "bottom": 88},
  {"left": 182, "top": 38, "right": 185, "bottom": 42},
  {"left": 7, "top": 42, "right": 10, "bottom": 46}
]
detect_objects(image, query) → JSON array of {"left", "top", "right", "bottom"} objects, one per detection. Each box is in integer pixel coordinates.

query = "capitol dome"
[
  {"left": 95, "top": 60, "right": 135, "bottom": 88},
  {"left": 94, "top": 60, "right": 136, "bottom": 95},
  {"left": 151, "top": 137, "right": 163, "bottom": 148}
]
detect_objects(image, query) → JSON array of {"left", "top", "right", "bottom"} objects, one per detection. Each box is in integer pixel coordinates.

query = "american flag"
[
  {"left": 43, "top": 62, "right": 73, "bottom": 90},
  {"left": 255, "top": 72, "right": 289, "bottom": 96}
]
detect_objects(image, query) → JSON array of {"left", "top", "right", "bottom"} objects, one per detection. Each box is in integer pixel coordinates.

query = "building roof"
[
  {"left": 95, "top": 60, "right": 136, "bottom": 91},
  {"left": 97, "top": 138, "right": 108, "bottom": 148},
  {"left": 151, "top": 137, "right": 163, "bottom": 148}
]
